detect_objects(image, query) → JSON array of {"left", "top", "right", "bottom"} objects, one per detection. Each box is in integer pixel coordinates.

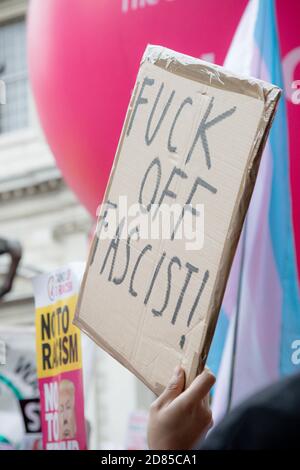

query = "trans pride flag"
[{"left": 208, "top": 0, "right": 300, "bottom": 421}]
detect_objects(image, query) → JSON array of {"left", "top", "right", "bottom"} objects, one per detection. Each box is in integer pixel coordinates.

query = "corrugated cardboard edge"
[{"left": 74, "top": 45, "right": 281, "bottom": 395}]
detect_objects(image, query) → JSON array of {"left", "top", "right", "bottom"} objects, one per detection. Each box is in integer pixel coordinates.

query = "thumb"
[
  {"left": 177, "top": 368, "right": 215, "bottom": 409},
  {"left": 157, "top": 366, "right": 185, "bottom": 407}
]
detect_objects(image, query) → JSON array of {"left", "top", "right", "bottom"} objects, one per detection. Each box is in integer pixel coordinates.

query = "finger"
[
  {"left": 156, "top": 365, "right": 185, "bottom": 408},
  {"left": 203, "top": 392, "right": 210, "bottom": 408},
  {"left": 177, "top": 368, "right": 215, "bottom": 408}
]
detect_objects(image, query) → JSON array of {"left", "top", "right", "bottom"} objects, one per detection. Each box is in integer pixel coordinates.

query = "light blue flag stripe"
[{"left": 254, "top": 0, "right": 300, "bottom": 375}]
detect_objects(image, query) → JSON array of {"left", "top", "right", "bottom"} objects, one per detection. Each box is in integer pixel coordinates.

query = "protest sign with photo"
[{"left": 33, "top": 263, "right": 86, "bottom": 450}]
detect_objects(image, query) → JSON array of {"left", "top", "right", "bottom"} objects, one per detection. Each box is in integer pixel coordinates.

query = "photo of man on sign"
[{"left": 58, "top": 380, "right": 77, "bottom": 441}]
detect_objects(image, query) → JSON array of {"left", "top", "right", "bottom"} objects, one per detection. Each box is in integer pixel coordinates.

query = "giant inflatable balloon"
[
  {"left": 27, "top": 0, "right": 300, "bottom": 278},
  {"left": 27, "top": 0, "right": 246, "bottom": 216}
]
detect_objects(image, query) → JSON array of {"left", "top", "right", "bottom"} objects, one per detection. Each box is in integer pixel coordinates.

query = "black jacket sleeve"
[{"left": 198, "top": 373, "right": 300, "bottom": 449}]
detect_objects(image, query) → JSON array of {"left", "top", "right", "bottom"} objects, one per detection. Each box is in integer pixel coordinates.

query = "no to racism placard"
[{"left": 33, "top": 263, "right": 86, "bottom": 449}]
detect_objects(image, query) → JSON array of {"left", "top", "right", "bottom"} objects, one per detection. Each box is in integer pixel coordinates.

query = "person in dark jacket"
[{"left": 147, "top": 366, "right": 300, "bottom": 450}]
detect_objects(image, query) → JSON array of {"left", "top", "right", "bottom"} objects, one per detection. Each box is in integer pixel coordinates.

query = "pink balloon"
[{"left": 28, "top": 0, "right": 246, "bottom": 216}]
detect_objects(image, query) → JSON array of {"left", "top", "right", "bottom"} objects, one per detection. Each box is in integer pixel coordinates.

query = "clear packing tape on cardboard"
[{"left": 75, "top": 45, "right": 281, "bottom": 395}]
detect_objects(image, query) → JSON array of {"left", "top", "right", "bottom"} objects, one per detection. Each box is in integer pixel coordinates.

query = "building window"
[{"left": 0, "top": 18, "right": 28, "bottom": 134}]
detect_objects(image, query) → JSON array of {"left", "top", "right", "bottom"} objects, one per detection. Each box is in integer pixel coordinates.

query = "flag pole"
[{"left": 226, "top": 217, "right": 248, "bottom": 414}]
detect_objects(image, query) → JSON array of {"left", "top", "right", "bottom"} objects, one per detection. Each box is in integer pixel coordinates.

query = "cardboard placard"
[{"left": 74, "top": 46, "right": 280, "bottom": 395}]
